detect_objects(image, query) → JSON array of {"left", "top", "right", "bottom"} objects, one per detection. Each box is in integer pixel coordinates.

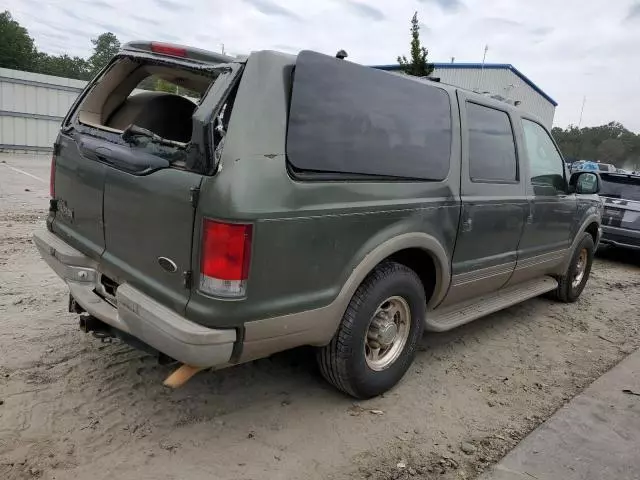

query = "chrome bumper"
[{"left": 33, "top": 229, "right": 236, "bottom": 367}]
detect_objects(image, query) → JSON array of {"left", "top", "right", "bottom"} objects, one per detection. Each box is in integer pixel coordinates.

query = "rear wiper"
[{"left": 121, "top": 124, "right": 177, "bottom": 147}]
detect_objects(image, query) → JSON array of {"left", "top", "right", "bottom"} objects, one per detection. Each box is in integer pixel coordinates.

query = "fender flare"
[
  {"left": 333, "top": 232, "right": 451, "bottom": 317},
  {"left": 562, "top": 214, "right": 600, "bottom": 271}
]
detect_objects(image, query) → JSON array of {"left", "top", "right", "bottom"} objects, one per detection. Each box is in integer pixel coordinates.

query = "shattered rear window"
[{"left": 74, "top": 57, "right": 217, "bottom": 145}]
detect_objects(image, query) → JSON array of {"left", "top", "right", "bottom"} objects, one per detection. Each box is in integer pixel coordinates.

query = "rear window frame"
[
  {"left": 64, "top": 54, "right": 220, "bottom": 128},
  {"left": 70, "top": 56, "right": 217, "bottom": 136},
  {"left": 285, "top": 51, "right": 454, "bottom": 183},
  {"left": 61, "top": 53, "right": 239, "bottom": 175}
]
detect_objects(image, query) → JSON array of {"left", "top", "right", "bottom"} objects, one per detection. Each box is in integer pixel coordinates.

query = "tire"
[
  {"left": 317, "top": 261, "right": 426, "bottom": 399},
  {"left": 553, "top": 233, "right": 595, "bottom": 303}
]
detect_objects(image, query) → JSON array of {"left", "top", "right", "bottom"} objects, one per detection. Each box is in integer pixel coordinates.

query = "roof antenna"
[{"left": 336, "top": 49, "right": 348, "bottom": 60}]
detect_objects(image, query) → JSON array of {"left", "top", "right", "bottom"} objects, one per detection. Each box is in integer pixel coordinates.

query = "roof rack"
[
  {"left": 378, "top": 67, "right": 522, "bottom": 107},
  {"left": 481, "top": 92, "right": 521, "bottom": 107}
]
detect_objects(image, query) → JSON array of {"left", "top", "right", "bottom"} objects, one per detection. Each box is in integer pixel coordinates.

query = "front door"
[
  {"left": 442, "top": 96, "right": 527, "bottom": 307},
  {"left": 510, "top": 118, "right": 577, "bottom": 284}
]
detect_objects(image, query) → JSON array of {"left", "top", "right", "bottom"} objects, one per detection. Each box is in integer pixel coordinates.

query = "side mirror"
[{"left": 569, "top": 171, "right": 600, "bottom": 195}]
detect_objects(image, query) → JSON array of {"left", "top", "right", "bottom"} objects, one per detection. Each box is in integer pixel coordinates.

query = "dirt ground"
[{"left": 1, "top": 153, "right": 639, "bottom": 480}]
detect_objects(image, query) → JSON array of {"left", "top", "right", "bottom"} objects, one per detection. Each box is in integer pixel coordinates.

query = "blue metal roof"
[{"left": 372, "top": 63, "right": 558, "bottom": 107}]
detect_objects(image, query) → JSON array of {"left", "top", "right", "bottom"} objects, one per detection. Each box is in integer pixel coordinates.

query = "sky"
[{"left": 6, "top": 0, "right": 640, "bottom": 131}]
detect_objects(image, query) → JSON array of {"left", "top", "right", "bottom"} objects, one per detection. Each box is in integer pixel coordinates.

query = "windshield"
[{"left": 600, "top": 175, "right": 640, "bottom": 201}]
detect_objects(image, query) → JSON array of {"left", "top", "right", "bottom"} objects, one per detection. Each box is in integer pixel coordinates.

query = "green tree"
[
  {"left": 36, "top": 52, "right": 90, "bottom": 80},
  {"left": 0, "top": 11, "right": 120, "bottom": 80},
  {"left": 0, "top": 11, "right": 37, "bottom": 70},
  {"left": 553, "top": 122, "right": 640, "bottom": 170},
  {"left": 397, "top": 12, "right": 434, "bottom": 77},
  {"left": 154, "top": 77, "right": 178, "bottom": 93},
  {"left": 136, "top": 75, "right": 201, "bottom": 98},
  {"left": 137, "top": 75, "right": 157, "bottom": 90},
  {"left": 88, "top": 32, "right": 120, "bottom": 78},
  {"left": 552, "top": 125, "right": 583, "bottom": 159},
  {"left": 597, "top": 138, "right": 626, "bottom": 165}
]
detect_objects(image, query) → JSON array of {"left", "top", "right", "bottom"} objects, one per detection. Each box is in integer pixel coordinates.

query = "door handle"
[
  {"left": 462, "top": 218, "right": 473, "bottom": 232},
  {"left": 526, "top": 213, "right": 534, "bottom": 224}
]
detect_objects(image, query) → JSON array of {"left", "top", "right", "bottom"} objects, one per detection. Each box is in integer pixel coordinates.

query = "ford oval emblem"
[{"left": 158, "top": 257, "right": 178, "bottom": 273}]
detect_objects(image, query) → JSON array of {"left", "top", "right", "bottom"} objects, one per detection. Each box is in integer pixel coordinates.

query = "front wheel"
[
  {"left": 317, "top": 262, "right": 426, "bottom": 399},
  {"left": 554, "top": 233, "right": 595, "bottom": 303}
]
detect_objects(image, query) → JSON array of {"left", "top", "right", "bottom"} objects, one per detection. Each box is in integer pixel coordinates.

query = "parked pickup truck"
[{"left": 34, "top": 43, "right": 603, "bottom": 398}]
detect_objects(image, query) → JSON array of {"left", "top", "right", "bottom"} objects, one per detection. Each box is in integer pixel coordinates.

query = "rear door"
[{"left": 442, "top": 95, "right": 526, "bottom": 306}]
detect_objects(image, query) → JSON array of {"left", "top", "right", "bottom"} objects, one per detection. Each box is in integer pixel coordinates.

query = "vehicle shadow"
[
  {"left": 596, "top": 245, "right": 640, "bottom": 267},
  {"left": 94, "top": 293, "right": 545, "bottom": 424},
  {"left": 71, "top": 246, "right": 637, "bottom": 428},
  {"left": 22, "top": 294, "right": 566, "bottom": 480},
  {"left": 73, "top": 253, "right": 634, "bottom": 438}
]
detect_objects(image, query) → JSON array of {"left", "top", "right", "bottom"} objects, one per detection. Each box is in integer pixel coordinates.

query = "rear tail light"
[
  {"left": 49, "top": 154, "right": 56, "bottom": 198},
  {"left": 199, "top": 219, "right": 253, "bottom": 298},
  {"left": 151, "top": 42, "right": 187, "bottom": 58}
]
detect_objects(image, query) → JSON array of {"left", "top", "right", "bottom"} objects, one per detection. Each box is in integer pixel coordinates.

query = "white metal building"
[
  {"left": 374, "top": 63, "right": 557, "bottom": 127},
  {"left": 0, "top": 68, "right": 85, "bottom": 152}
]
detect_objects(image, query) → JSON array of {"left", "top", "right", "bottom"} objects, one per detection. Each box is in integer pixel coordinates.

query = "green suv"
[{"left": 34, "top": 44, "right": 602, "bottom": 398}]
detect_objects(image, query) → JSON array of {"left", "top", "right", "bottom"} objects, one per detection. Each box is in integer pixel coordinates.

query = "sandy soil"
[{"left": 1, "top": 154, "right": 639, "bottom": 480}]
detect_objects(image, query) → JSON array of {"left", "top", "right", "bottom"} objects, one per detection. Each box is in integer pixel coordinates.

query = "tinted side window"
[
  {"left": 522, "top": 119, "right": 566, "bottom": 195},
  {"left": 467, "top": 103, "right": 517, "bottom": 182},
  {"left": 287, "top": 50, "right": 452, "bottom": 180}
]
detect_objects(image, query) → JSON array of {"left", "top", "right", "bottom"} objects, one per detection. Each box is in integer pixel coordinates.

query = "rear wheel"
[
  {"left": 554, "top": 233, "right": 595, "bottom": 303},
  {"left": 317, "top": 262, "right": 425, "bottom": 399}
]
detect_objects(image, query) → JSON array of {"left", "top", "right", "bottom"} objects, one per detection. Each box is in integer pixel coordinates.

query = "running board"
[{"left": 425, "top": 276, "right": 558, "bottom": 332}]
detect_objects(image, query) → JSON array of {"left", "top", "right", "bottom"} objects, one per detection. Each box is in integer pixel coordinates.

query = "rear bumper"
[
  {"left": 600, "top": 225, "right": 640, "bottom": 251},
  {"left": 33, "top": 229, "right": 236, "bottom": 367}
]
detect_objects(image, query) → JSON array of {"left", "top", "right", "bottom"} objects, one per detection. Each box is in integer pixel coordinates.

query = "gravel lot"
[{"left": 1, "top": 153, "right": 639, "bottom": 480}]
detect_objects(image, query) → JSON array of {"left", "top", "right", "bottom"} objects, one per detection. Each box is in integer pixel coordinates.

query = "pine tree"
[{"left": 397, "top": 12, "right": 434, "bottom": 77}]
